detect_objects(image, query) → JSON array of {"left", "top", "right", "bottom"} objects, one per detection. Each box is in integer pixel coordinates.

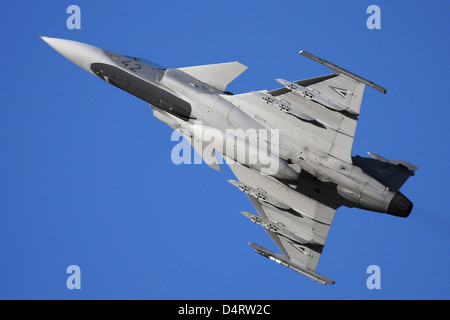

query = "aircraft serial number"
[{"left": 120, "top": 60, "right": 141, "bottom": 72}]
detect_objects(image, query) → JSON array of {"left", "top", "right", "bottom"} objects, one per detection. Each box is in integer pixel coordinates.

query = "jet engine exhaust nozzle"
[{"left": 387, "top": 191, "right": 413, "bottom": 218}]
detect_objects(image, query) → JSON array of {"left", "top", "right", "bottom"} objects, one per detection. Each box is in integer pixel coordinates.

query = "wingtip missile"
[
  {"left": 299, "top": 50, "right": 387, "bottom": 94},
  {"left": 248, "top": 242, "right": 335, "bottom": 285}
]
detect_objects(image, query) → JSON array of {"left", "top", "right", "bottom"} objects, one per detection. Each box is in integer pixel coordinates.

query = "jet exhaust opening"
[{"left": 387, "top": 192, "right": 413, "bottom": 218}]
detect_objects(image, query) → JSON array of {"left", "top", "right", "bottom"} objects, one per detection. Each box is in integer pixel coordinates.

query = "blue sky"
[{"left": 0, "top": 0, "right": 449, "bottom": 299}]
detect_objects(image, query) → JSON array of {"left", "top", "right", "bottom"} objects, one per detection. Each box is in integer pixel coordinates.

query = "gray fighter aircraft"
[{"left": 38, "top": 36, "right": 417, "bottom": 285}]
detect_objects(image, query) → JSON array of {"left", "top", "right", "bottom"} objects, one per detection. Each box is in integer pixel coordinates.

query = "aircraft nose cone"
[
  {"left": 41, "top": 36, "right": 91, "bottom": 67},
  {"left": 40, "top": 36, "right": 108, "bottom": 75}
]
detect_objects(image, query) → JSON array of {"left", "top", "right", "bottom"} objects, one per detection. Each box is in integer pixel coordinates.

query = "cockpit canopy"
[{"left": 124, "top": 56, "right": 166, "bottom": 70}]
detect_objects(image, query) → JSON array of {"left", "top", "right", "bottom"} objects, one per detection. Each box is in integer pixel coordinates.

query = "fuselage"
[{"left": 40, "top": 36, "right": 413, "bottom": 218}]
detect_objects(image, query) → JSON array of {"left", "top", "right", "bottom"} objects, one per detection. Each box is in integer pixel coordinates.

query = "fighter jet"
[{"left": 38, "top": 36, "right": 417, "bottom": 285}]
